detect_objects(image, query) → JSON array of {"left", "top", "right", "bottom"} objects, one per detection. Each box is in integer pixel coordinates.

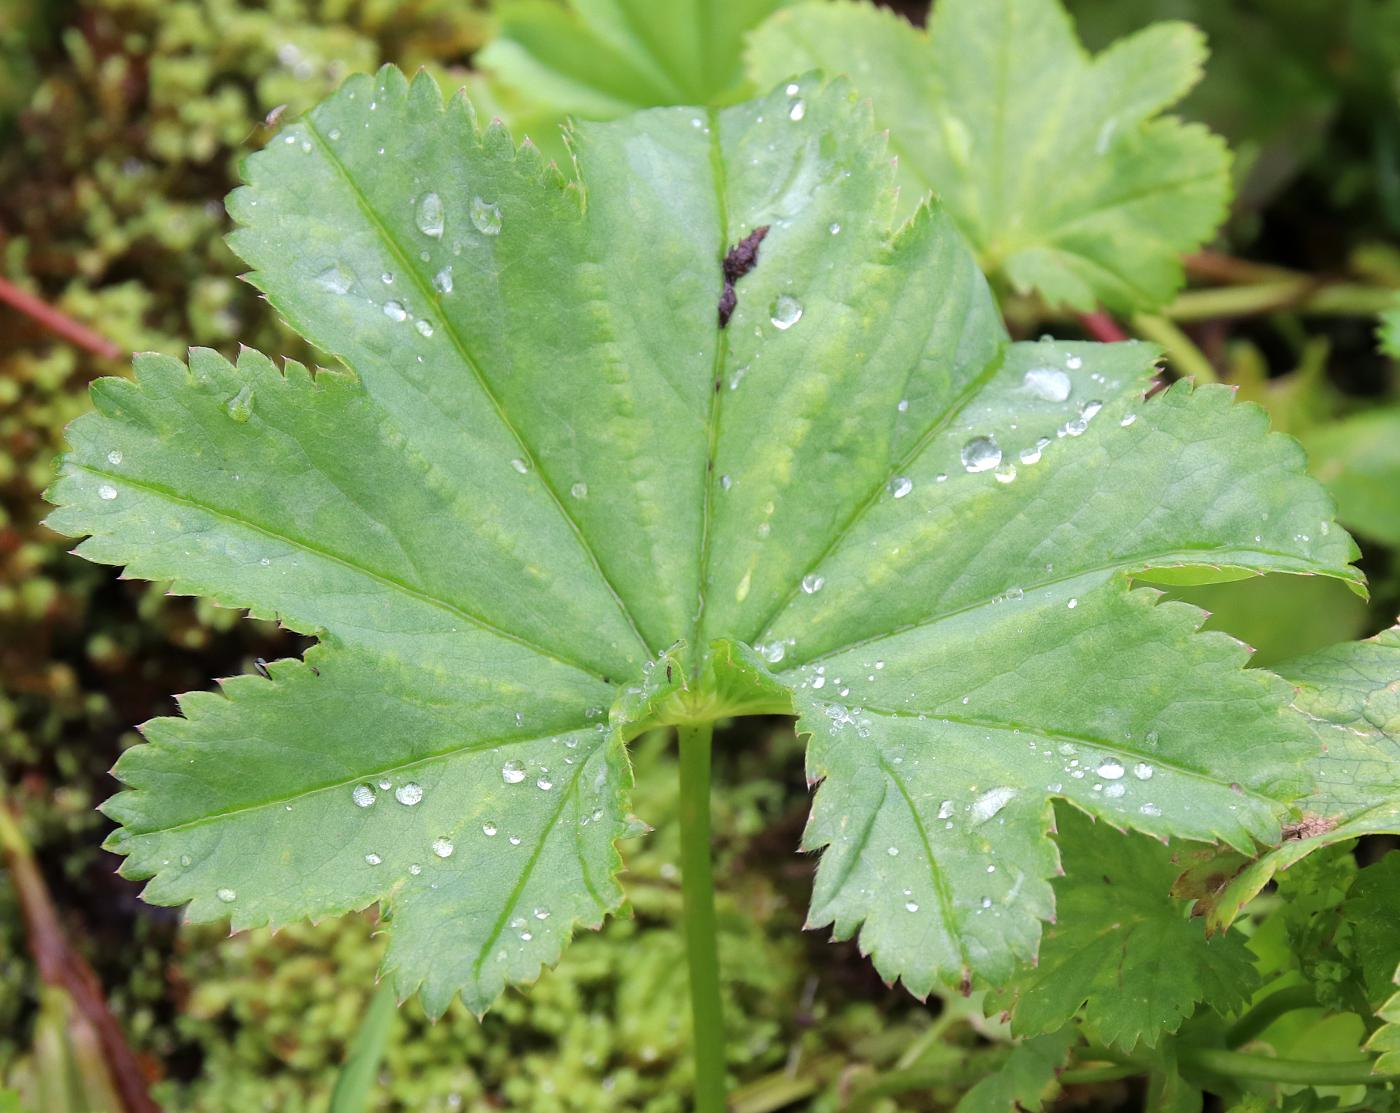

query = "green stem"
[
  {"left": 1164, "top": 281, "right": 1398, "bottom": 322},
  {"left": 677, "top": 722, "right": 726, "bottom": 1112},
  {"left": 1131, "top": 312, "right": 1217, "bottom": 383},
  {"left": 1227, "top": 984, "right": 1318, "bottom": 1048},
  {"left": 1181, "top": 1048, "right": 1400, "bottom": 1086}
]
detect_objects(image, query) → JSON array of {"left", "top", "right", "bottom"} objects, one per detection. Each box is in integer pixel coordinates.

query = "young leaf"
[
  {"left": 477, "top": 0, "right": 789, "bottom": 117},
  {"left": 50, "top": 68, "right": 1358, "bottom": 1013},
  {"left": 993, "top": 810, "right": 1256, "bottom": 1050},
  {"left": 1183, "top": 626, "right": 1400, "bottom": 931},
  {"left": 746, "top": 0, "right": 1232, "bottom": 312},
  {"left": 953, "top": 1027, "right": 1074, "bottom": 1113}
]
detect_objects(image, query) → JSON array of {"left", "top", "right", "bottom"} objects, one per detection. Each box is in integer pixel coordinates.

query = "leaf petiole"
[{"left": 678, "top": 721, "right": 727, "bottom": 1111}]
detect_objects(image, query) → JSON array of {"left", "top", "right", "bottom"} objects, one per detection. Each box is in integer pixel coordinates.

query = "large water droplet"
[
  {"left": 470, "top": 197, "right": 503, "bottom": 235},
  {"left": 106, "top": 449, "right": 123, "bottom": 466},
  {"left": 433, "top": 266, "right": 454, "bottom": 294},
  {"left": 431, "top": 837, "right": 454, "bottom": 858},
  {"left": 961, "top": 435, "right": 1002, "bottom": 473},
  {"left": 970, "top": 786, "right": 1016, "bottom": 824},
  {"left": 383, "top": 300, "right": 408, "bottom": 322},
  {"left": 482, "top": 822, "right": 498, "bottom": 836},
  {"left": 770, "top": 295, "right": 803, "bottom": 330},
  {"left": 98, "top": 484, "right": 118, "bottom": 501},
  {"left": 316, "top": 264, "right": 354, "bottom": 295},
  {"left": 415, "top": 191, "right": 445, "bottom": 238},
  {"left": 414, "top": 319, "right": 434, "bottom": 337},
  {"left": 502, "top": 759, "right": 526, "bottom": 784},
  {"left": 510, "top": 457, "right": 530, "bottom": 475},
  {"left": 226, "top": 385, "right": 254, "bottom": 423},
  {"left": 788, "top": 99, "right": 806, "bottom": 122},
  {"left": 1096, "top": 762, "right": 1125, "bottom": 780},
  {"left": 888, "top": 475, "right": 913, "bottom": 499},
  {"left": 351, "top": 784, "right": 377, "bottom": 808},
  {"left": 801, "top": 573, "right": 825, "bottom": 595},
  {"left": 536, "top": 775, "right": 554, "bottom": 791},
  {"left": 395, "top": 782, "right": 424, "bottom": 806},
  {"left": 216, "top": 887, "right": 237, "bottom": 903},
  {"left": 1023, "top": 366, "right": 1071, "bottom": 402},
  {"left": 904, "top": 899, "right": 919, "bottom": 912}
]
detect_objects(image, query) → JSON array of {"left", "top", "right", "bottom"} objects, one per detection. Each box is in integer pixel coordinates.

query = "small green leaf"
[
  {"left": 478, "top": 0, "right": 790, "bottom": 117},
  {"left": 994, "top": 810, "right": 1256, "bottom": 1050},
  {"left": 1367, "top": 964, "right": 1400, "bottom": 1075},
  {"left": 50, "top": 67, "right": 1359, "bottom": 1013},
  {"left": 953, "top": 1027, "right": 1074, "bottom": 1113},
  {"left": 1303, "top": 408, "right": 1400, "bottom": 547},
  {"left": 746, "top": 0, "right": 1232, "bottom": 312},
  {"left": 1184, "top": 626, "right": 1400, "bottom": 932}
]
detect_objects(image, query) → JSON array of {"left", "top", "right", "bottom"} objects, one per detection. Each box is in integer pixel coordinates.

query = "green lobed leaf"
[
  {"left": 953, "top": 1027, "right": 1075, "bottom": 1113},
  {"left": 477, "top": 0, "right": 791, "bottom": 119},
  {"left": 1303, "top": 408, "right": 1400, "bottom": 547},
  {"left": 50, "top": 67, "right": 1359, "bottom": 1012},
  {"left": 1180, "top": 626, "right": 1400, "bottom": 932},
  {"left": 1367, "top": 964, "right": 1400, "bottom": 1075},
  {"left": 746, "top": 0, "right": 1232, "bottom": 312},
  {"left": 993, "top": 810, "right": 1256, "bottom": 1050}
]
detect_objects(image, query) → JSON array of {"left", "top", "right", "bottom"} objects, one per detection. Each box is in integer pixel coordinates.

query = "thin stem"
[
  {"left": 0, "top": 274, "right": 123, "bottom": 361},
  {"left": 677, "top": 722, "right": 727, "bottom": 1112},
  {"left": 1131, "top": 313, "right": 1217, "bottom": 383},
  {"left": 1181, "top": 1047, "right": 1400, "bottom": 1086},
  {"left": 1163, "top": 280, "right": 1397, "bottom": 322},
  {"left": 1227, "top": 984, "right": 1318, "bottom": 1048}
]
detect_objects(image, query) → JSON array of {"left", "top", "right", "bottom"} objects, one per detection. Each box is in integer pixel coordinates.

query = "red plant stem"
[
  {"left": 1076, "top": 309, "right": 1129, "bottom": 343},
  {"left": 0, "top": 274, "right": 123, "bottom": 361},
  {"left": 0, "top": 798, "right": 163, "bottom": 1113}
]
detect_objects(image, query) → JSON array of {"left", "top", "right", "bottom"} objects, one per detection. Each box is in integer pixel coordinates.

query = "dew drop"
[
  {"left": 1023, "top": 366, "right": 1071, "bottom": 402},
  {"left": 1067, "top": 598, "right": 1078, "bottom": 609},
  {"left": 502, "top": 759, "right": 526, "bottom": 784},
  {"left": 98, "top": 483, "right": 118, "bottom": 501},
  {"left": 536, "top": 775, "right": 554, "bottom": 791},
  {"left": 533, "top": 907, "right": 550, "bottom": 920},
  {"left": 508, "top": 835, "right": 522, "bottom": 846},
  {"left": 785, "top": 82, "right": 800, "bottom": 96},
  {"left": 381, "top": 272, "right": 395, "bottom": 285},
  {"left": 316, "top": 264, "right": 353, "bottom": 294},
  {"left": 383, "top": 300, "right": 408, "bottom": 322},
  {"left": 570, "top": 482, "right": 588, "bottom": 499},
  {"left": 414, "top": 319, "right": 434, "bottom": 337},
  {"left": 788, "top": 99, "right": 806, "bottom": 122},
  {"left": 409, "top": 863, "right": 422, "bottom": 876},
  {"left": 937, "top": 799, "right": 955, "bottom": 820},
  {"left": 226, "top": 385, "right": 255, "bottom": 423},
  {"left": 395, "top": 782, "right": 424, "bottom": 806},
  {"left": 352, "top": 783, "right": 377, "bottom": 808},
  {"left": 1133, "top": 762, "right": 1154, "bottom": 780},
  {"left": 801, "top": 573, "right": 825, "bottom": 595},
  {"left": 106, "top": 449, "right": 123, "bottom": 466},
  {"left": 431, "top": 837, "right": 454, "bottom": 859},
  {"left": 829, "top": 221, "right": 841, "bottom": 235},
  {"left": 510, "top": 457, "right": 530, "bottom": 474},
  {"left": 1140, "top": 803, "right": 1162, "bottom": 817},
  {"left": 887, "top": 846, "right": 899, "bottom": 856},
  {"left": 1096, "top": 762, "right": 1125, "bottom": 780},
  {"left": 904, "top": 900, "right": 919, "bottom": 912},
  {"left": 470, "top": 196, "right": 503, "bottom": 235},
  {"left": 1120, "top": 412, "right": 1137, "bottom": 427},
  {"left": 216, "top": 887, "right": 237, "bottom": 903},
  {"left": 433, "top": 266, "right": 454, "bottom": 294},
  {"left": 993, "top": 463, "right": 1017, "bottom": 484},
  {"left": 770, "top": 294, "right": 803, "bottom": 330},
  {"left": 415, "top": 191, "right": 445, "bottom": 238},
  {"left": 970, "top": 786, "right": 1016, "bottom": 824},
  {"left": 365, "top": 853, "right": 382, "bottom": 865},
  {"left": 888, "top": 475, "right": 913, "bottom": 499},
  {"left": 961, "top": 435, "right": 1002, "bottom": 473},
  {"left": 1103, "top": 782, "right": 1126, "bottom": 798}
]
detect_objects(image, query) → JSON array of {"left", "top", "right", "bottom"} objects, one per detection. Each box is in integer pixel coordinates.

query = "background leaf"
[{"left": 746, "top": 0, "right": 1232, "bottom": 311}]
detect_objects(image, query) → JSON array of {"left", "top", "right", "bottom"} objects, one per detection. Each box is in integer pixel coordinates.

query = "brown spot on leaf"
[{"left": 717, "top": 225, "right": 770, "bottom": 326}]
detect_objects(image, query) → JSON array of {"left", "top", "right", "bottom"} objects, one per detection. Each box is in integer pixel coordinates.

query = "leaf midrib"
[
  {"left": 300, "top": 114, "right": 654, "bottom": 666},
  {"left": 73, "top": 461, "right": 615, "bottom": 684},
  {"left": 117, "top": 719, "right": 598, "bottom": 839},
  {"left": 852, "top": 704, "right": 1284, "bottom": 811}
]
